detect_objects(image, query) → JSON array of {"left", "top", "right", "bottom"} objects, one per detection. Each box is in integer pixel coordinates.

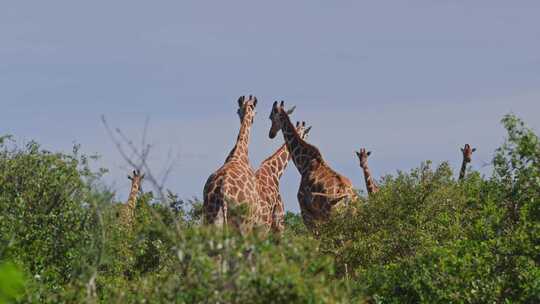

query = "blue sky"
[{"left": 1, "top": 1, "right": 539, "bottom": 211}]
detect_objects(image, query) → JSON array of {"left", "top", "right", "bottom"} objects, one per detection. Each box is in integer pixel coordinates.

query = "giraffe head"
[
  {"left": 461, "top": 144, "right": 476, "bottom": 163},
  {"left": 269, "top": 101, "right": 296, "bottom": 139},
  {"left": 355, "top": 148, "right": 372, "bottom": 169},
  {"left": 128, "top": 169, "right": 145, "bottom": 193},
  {"left": 237, "top": 95, "right": 258, "bottom": 124},
  {"left": 295, "top": 121, "right": 312, "bottom": 140}
]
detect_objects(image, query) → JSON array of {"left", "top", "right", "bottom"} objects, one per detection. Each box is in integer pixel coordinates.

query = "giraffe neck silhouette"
[
  {"left": 258, "top": 144, "right": 290, "bottom": 182},
  {"left": 458, "top": 145, "right": 475, "bottom": 181},
  {"left": 459, "top": 159, "right": 468, "bottom": 181},
  {"left": 279, "top": 111, "right": 322, "bottom": 175},
  {"left": 226, "top": 114, "right": 253, "bottom": 164},
  {"left": 361, "top": 165, "right": 379, "bottom": 194}
]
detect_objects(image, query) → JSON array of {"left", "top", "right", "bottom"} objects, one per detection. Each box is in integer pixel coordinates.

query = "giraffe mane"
[
  {"left": 278, "top": 107, "right": 326, "bottom": 164},
  {"left": 258, "top": 144, "right": 288, "bottom": 166}
]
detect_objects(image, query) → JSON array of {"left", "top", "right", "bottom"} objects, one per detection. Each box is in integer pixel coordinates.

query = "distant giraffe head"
[
  {"left": 356, "top": 148, "right": 372, "bottom": 169},
  {"left": 237, "top": 95, "right": 258, "bottom": 123},
  {"left": 461, "top": 144, "right": 476, "bottom": 163},
  {"left": 295, "top": 121, "right": 312, "bottom": 140},
  {"left": 128, "top": 169, "right": 144, "bottom": 194},
  {"left": 355, "top": 148, "right": 379, "bottom": 194},
  {"left": 269, "top": 101, "right": 296, "bottom": 139},
  {"left": 459, "top": 144, "right": 476, "bottom": 181}
]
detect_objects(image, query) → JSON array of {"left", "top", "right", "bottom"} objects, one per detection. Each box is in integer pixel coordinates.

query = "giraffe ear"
[
  {"left": 472, "top": 148, "right": 477, "bottom": 152},
  {"left": 128, "top": 175, "right": 133, "bottom": 181},
  {"left": 253, "top": 97, "right": 258, "bottom": 107},
  {"left": 461, "top": 148, "right": 464, "bottom": 153},
  {"left": 305, "top": 126, "right": 312, "bottom": 134},
  {"left": 356, "top": 151, "right": 361, "bottom": 157},
  {"left": 238, "top": 96, "right": 245, "bottom": 107},
  {"left": 367, "top": 151, "right": 372, "bottom": 156}
]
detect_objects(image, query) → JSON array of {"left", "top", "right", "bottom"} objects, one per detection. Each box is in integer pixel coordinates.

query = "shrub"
[
  {"left": 0, "top": 114, "right": 538, "bottom": 303},
  {"left": 0, "top": 138, "right": 106, "bottom": 289},
  {"left": 319, "top": 114, "right": 540, "bottom": 302},
  {"left": 0, "top": 262, "right": 25, "bottom": 304}
]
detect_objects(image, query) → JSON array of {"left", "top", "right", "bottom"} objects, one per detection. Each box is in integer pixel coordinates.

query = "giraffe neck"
[
  {"left": 279, "top": 112, "right": 322, "bottom": 175},
  {"left": 258, "top": 144, "right": 291, "bottom": 182},
  {"left": 126, "top": 183, "right": 140, "bottom": 211},
  {"left": 361, "top": 165, "right": 379, "bottom": 194},
  {"left": 226, "top": 115, "right": 253, "bottom": 164},
  {"left": 459, "top": 159, "right": 468, "bottom": 181}
]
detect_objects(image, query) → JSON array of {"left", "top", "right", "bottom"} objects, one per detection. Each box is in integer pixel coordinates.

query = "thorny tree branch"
[
  {"left": 101, "top": 115, "right": 178, "bottom": 203},
  {"left": 95, "top": 115, "right": 188, "bottom": 299}
]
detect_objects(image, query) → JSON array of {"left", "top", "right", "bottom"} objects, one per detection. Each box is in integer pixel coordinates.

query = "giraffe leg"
[
  {"left": 298, "top": 189, "right": 316, "bottom": 232},
  {"left": 271, "top": 200, "right": 285, "bottom": 233},
  {"left": 216, "top": 200, "right": 227, "bottom": 228},
  {"left": 203, "top": 189, "right": 226, "bottom": 227}
]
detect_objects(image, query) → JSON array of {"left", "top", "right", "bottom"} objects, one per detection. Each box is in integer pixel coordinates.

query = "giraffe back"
[
  {"left": 204, "top": 158, "right": 261, "bottom": 232},
  {"left": 297, "top": 157, "right": 358, "bottom": 232}
]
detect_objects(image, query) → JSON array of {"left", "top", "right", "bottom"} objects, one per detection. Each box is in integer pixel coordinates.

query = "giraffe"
[
  {"left": 268, "top": 101, "right": 359, "bottom": 232},
  {"left": 459, "top": 144, "right": 476, "bottom": 181},
  {"left": 355, "top": 148, "right": 379, "bottom": 195},
  {"left": 203, "top": 95, "right": 261, "bottom": 233},
  {"left": 119, "top": 169, "right": 144, "bottom": 228},
  {"left": 256, "top": 121, "right": 312, "bottom": 233}
]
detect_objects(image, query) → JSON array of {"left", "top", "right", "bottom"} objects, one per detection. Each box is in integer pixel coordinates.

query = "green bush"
[
  {"left": 95, "top": 226, "right": 345, "bottom": 303},
  {"left": 319, "top": 161, "right": 479, "bottom": 272},
  {"left": 0, "top": 262, "right": 25, "bottom": 304},
  {"left": 0, "top": 114, "right": 538, "bottom": 303},
  {"left": 319, "top": 114, "right": 540, "bottom": 302},
  {"left": 0, "top": 138, "right": 107, "bottom": 289}
]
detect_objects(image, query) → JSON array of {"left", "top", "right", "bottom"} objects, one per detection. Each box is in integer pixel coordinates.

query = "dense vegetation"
[{"left": 0, "top": 114, "right": 538, "bottom": 303}]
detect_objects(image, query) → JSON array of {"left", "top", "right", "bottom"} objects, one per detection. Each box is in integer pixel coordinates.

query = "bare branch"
[
  {"left": 101, "top": 115, "right": 176, "bottom": 203},
  {"left": 101, "top": 115, "right": 139, "bottom": 170}
]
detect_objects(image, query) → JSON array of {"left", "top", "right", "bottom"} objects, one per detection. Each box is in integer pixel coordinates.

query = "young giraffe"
[
  {"left": 356, "top": 148, "right": 379, "bottom": 194},
  {"left": 459, "top": 144, "right": 476, "bottom": 181},
  {"left": 268, "top": 101, "right": 359, "bottom": 232},
  {"left": 119, "top": 169, "right": 144, "bottom": 228},
  {"left": 203, "top": 96, "right": 261, "bottom": 232},
  {"left": 256, "top": 121, "right": 312, "bottom": 233}
]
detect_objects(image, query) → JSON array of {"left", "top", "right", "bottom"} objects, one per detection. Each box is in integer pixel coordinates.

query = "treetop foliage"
[{"left": 0, "top": 114, "right": 538, "bottom": 303}]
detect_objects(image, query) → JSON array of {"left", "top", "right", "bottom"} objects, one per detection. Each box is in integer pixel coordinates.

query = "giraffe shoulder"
[
  {"left": 338, "top": 174, "right": 353, "bottom": 187},
  {"left": 303, "top": 142, "right": 324, "bottom": 161},
  {"left": 323, "top": 165, "right": 353, "bottom": 187}
]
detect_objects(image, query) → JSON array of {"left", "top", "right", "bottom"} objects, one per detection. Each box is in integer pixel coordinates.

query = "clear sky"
[{"left": 1, "top": 1, "right": 539, "bottom": 211}]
